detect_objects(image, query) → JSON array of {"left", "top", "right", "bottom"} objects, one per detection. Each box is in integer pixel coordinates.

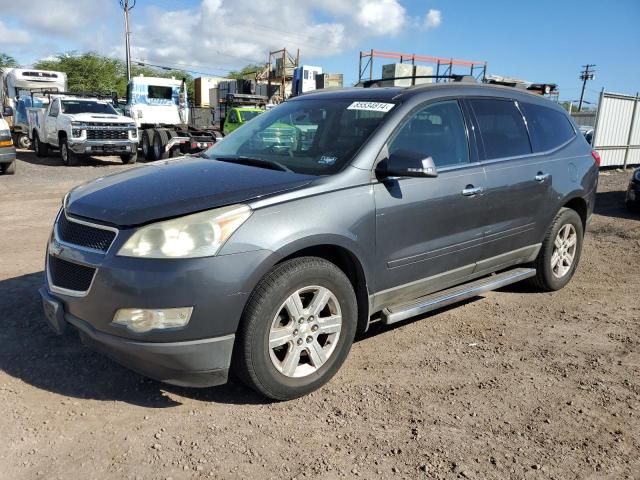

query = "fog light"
[{"left": 112, "top": 307, "right": 193, "bottom": 333}]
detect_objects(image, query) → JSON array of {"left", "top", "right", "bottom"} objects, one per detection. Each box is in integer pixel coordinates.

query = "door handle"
[
  {"left": 535, "top": 173, "right": 551, "bottom": 182},
  {"left": 462, "top": 186, "right": 484, "bottom": 196}
]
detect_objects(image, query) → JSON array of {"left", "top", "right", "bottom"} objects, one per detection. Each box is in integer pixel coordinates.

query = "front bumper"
[
  {"left": 0, "top": 145, "right": 16, "bottom": 164},
  {"left": 69, "top": 140, "right": 138, "bottom": 155},
  {"left": 40, "top": 287, "right": 235, "bottom": 387}
]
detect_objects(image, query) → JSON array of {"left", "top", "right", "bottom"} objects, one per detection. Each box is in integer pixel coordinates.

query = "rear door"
[
  {"left": 373, "top": 99, "right": 489, "bottom": 307},
  {"left": 467, "top": 98, "right": 551, "bottom": 269}
]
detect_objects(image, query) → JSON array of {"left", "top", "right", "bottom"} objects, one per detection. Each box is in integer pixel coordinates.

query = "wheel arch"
[{"left": 562, "top": 196, "right": 588, "bottom": 230}]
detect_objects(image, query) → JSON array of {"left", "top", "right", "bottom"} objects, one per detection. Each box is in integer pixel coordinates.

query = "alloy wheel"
[
  {"left": 551, "top": 224, "right": 577, "bottom": 278},
  {"left": 268, "top": 286, "right": 342, "bottom": 378}
]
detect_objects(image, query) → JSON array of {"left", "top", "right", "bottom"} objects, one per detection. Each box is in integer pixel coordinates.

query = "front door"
[{"left": 373, "top": 100, "right": 488, "bottom": 308}]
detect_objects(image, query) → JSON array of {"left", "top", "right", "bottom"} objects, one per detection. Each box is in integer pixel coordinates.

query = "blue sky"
[{"left": 1, "top": 0, "right": 638, "bottom": 104}]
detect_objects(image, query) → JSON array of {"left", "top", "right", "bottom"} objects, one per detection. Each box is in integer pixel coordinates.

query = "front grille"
[
  {"left": 86, "top": 129, "right": 129, "bottom": 140},
  {"left": 48, "top": 256, "right": 96, "bottom": 292},
  {"left": 56, "top": 213, "right": 116, "bottom": 252}
]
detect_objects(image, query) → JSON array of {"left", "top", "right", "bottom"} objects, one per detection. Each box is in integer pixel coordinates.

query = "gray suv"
[{"left": 39, "top": 82, "right": 599, "bottom": 400}]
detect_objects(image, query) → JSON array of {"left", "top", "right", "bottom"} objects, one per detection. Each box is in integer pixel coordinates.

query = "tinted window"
[
  {"left": 209, "top": 98, "right": 393, "bottom": 175},
  {"left": 521, "top": 103, "right": 575, "bottom": 152},
  {"left": 61, "top": 101, "right": 118, "bottom": 115},
  {"left": 148, "top": 85, "right": 173, "bottom": 100},
  {"left": 389, "top": 100, "right": 469, "bottom": 168},
  {"left": 470, "top": 99, "right": 532, "bottom": 159}
]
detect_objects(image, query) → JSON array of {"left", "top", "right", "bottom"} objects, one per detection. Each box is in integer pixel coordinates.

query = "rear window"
[
  {"left": 470, "top": 99, "right": 532, "bottom": 160},
  {"left": 148, "top": 86, "right": 173, "bottom": 100},
  {"left": 520, "top": 103, "right": 575, "bottom": 152}
]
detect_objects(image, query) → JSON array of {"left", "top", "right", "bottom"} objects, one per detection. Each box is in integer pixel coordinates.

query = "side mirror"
[
  {"left": 111, "top": 91, "right": 119, "bottom": 107},
  {"left": 2, "top": 106, "right": 13, "bottom": 117},
  {"left": 376, "top": 150, "right": 438, "bottom": 179}
]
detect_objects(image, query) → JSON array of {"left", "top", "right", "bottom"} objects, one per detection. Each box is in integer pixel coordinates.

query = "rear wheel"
[
  {"left": 153, "top": 129, "right": 170, "bottom": 160},
  {"left": 1, "top": 161, "right": 16, "bottom": 175},
  {"left": 141, "top": 129, "right": 155, "bottom": 161},
  {"left": 530, "top": 208, "right": 584, "bottom": 291},
  {"left": 234, "top": 257, "right": 357, "bottom": 401},
  {"left": 33, "top": 133, "right": 48, "bottom": 157}
]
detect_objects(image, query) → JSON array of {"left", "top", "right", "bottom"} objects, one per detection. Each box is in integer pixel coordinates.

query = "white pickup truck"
[{"left": 28, "top": 95, "right": 139, "bottom": 165}]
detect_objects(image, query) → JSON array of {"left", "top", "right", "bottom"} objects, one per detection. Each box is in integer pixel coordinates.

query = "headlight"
[
  {"left": 634, "top": 170, "right": 640, "bottom": 182},
  {"left": 118, "top": 204, "right": 251, "bottom": 259}
]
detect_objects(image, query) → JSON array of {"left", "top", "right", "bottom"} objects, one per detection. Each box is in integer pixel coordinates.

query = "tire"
[
  {"left": 17, "top": 134, "right": 31, "bottom": 150},
  {"left": 1, "top": 161, "right": 16, "bottom": 175},
  {"left": 234, "top": 257, "right": 357, "bottom": 401},
  {"left": 153, "top": 129, "right": 170, "bottom": 160},
  {"left": 33, "top": 132, "right": 48, "bottom": 157},
  {"left": 141, "top": 129, "right": 155, "bottom": 161},
  {"left": 120, "top": 151, "right": 137, "bottom": 164},
  {"left": 60, "top": 137, "right": 77, "bottom": 166},
  {"left": 529, "top": 208, "right": 584, "bottom": 291}
]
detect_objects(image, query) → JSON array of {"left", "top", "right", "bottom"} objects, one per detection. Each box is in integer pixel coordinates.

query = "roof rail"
[
  {"left": 359, "top": 75, "right": 476, "bottom": 88},
  {"left": 38, "top": 90, "right": 115, "bottom": 100}
]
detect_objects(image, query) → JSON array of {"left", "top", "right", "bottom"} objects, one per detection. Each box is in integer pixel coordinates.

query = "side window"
[
  {"left": 388, "top": 100, "right": 470, "bottom": 168},
  {"left": 470, "top": 99, "right": 532, "bottom": 160},
  {"left": 229, "top": 110, "right": 239, "bottom": 123},
  {"left": 49, "top": 100, "right": 59, "bottom": 116},
  {"left": 520, "top": 103, "right": 575, "bottom": 152}
]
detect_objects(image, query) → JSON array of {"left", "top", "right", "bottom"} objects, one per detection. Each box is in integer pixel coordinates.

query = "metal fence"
[
  {"left": 592, "top": 90, "right": 640, "bottom": 168},
  {"left": 571, "top": 111, "right": 597, "bottom": 128}
]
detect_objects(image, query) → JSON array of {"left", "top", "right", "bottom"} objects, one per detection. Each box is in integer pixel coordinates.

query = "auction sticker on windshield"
[{"left": 347, "top": 102, "right": 395, "bottom": 113}]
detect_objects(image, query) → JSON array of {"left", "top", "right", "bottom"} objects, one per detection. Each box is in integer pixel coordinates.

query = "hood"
[
  {"left": 66, "top": 157, "right": 314, "bottom": 226},
  {"left": 68, "top": 113, "right": 134, "bottom": 124}
]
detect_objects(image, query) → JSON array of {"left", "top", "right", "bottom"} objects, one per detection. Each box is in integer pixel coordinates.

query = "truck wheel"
[
  {"left": 529, "top": 208, "right": 584, "bottom": 292},
  {"left": 234, "top": 257, "right": 357, "bottom": 400},
  {"left": 120, "top": 152, "right": 137, "bottom": 164},
  {"left": 1, "top": 161, "right": 16, "bottom": 175},
  {"left": 153, "top": 129, "right": 170, "bottom": 160},
  {"left": 33, "top": 133, "right": 48, "bottom": 157},
  {"left": 60, "top": 137, "right": 77, "bottom": 166},
  {"left": 17, "top": 134, "right": 31, "bottom": 150},
  {"left": 141, "top": 129, "right": 155, "bottom": 161}
]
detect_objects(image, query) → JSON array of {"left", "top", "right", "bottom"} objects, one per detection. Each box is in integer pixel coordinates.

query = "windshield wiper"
[{"left": 214, "top": 156, "right": 292, "bottom": 172}]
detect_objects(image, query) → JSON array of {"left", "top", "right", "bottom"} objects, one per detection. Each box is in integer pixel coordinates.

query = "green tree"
[
  {"left": 34, "top": 52, "right": 123, "bottom": 94},
  {"left": 0, "top": 53, "right": 19, "bottom": 68},
  {"left": 228, "top": 63, "right": 265, "bottom": 80}
]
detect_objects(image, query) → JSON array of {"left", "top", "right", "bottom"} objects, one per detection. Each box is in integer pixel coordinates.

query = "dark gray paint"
[{"left": 42, "top": 83, "right": 599, "bottom": 387}]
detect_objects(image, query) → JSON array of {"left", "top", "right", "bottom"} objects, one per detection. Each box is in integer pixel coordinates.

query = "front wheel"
[
  {"left": 120, "top": 151, "right": 137, "bottom": 164},
  {"left": 234, "top": 257, "right": 357, "bottom": 400},
  {"left": 530, "top": 208, "right": 584, "bottom": 291},
  {"left": 1, "top": 161, "right": 16, "bottom": 175},
  {"left": 60, "top": 137, "right": 77, "bottom": 166}
]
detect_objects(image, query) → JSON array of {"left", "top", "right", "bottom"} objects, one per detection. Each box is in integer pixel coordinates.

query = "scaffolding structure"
[
  {"left": 261, "top": 48, "right": 300, "bottom": 103},
  {"left": 358, "top": 49, "right": 487, "bottom": 84}
]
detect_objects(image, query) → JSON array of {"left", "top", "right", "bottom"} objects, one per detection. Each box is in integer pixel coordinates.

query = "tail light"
[{"left": 591, "top": 150, "right": 601, "bottom": 167}]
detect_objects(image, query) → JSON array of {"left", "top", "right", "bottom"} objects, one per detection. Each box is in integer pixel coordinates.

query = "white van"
[{"left": 0, "top": 106, "right": 17, "bottom": 175}]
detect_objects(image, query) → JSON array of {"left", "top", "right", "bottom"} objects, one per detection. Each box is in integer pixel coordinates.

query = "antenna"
[{"left": 119, "top": 0, "right": 137, "bottom": 81}]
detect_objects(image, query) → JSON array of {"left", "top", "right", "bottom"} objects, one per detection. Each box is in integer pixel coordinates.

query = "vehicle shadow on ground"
[
  {"left": 0, "top": 271, "right": 269, "bottom": 407},
  {"left": 594, "top": 189, "right": 639, "bottom": 221},
  {"left": 16, "top": 149, "right": 130, "bottom": 168}
]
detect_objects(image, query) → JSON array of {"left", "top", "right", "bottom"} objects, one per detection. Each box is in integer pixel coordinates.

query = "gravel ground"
[{"left": 1, "top": 151, "right": 639, "bottom": 480}]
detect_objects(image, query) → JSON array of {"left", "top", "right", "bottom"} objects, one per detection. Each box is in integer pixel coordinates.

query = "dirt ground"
[{"left": 0, "top": 150, "right": 638, "bottom": 480}]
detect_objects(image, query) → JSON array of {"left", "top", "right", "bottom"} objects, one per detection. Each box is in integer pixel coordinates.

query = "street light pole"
[
  {"left": 578, "top": 64, "right": 595, "bottom": 112},
  {"left": 119, "top": 0, "right": 136, "bottom": 81}
]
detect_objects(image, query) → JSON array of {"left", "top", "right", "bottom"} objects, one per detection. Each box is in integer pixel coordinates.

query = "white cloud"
[
  {"left": 424, "top": 9, "right": 442, "bottom": 29},
  {"left": 356, "top": 0, "right": 407, "bottom": 35},
  {"left": 0, "top": 20, "right": 31, "bottom": 45},
  {"left": 2, "top": 0, "right": 421, "bottom": 72}
]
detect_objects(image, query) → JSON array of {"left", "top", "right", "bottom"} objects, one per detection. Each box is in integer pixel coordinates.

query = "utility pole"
[
  {"left": 119, "top": 0, "right": 136, "bottom": 81},
  {"left": 578, "top": 64, "right": 595, "bottom": 112}
]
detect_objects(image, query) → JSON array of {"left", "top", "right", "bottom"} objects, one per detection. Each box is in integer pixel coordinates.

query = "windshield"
[
  {"left": 240, "top": 110, "right": 262, "bottom": 122},
  {"left": 61, "top": 100, "right": 118, "bottom": 115},
  {"left": 207, "top": 98, "right": 394, "bottom": 175}
]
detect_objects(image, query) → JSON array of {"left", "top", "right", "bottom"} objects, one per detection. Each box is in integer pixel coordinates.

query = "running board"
[{"left": 381, "top": 267, "right": 536, "bottom": 325}]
